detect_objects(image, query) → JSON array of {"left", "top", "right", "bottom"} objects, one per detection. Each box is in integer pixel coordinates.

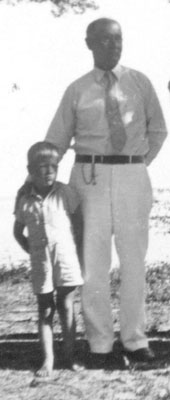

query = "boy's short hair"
[{"left": 27, "top": 141, "right": 59, "bottom": 166}]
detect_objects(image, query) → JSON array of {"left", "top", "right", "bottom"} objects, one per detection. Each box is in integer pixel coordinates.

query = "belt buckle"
[
  {"left": 101, "top": 155, "right": 104, "bottom": 163},
  {"left": 129, "top": 155, "right": 132, "bottom": 163}
]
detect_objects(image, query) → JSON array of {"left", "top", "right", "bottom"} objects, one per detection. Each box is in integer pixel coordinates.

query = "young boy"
[{"left": 13, "top": 141, "right": 83, "bottom": 378}]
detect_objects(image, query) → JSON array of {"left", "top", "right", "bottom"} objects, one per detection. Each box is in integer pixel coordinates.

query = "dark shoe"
[
  {"left": 123, "top": 347, "right": 155, "bottom": 363},
  {"left": 86, "top": 352, "right": 109, "bottom": 369},
  {"left": 86, "top": 351, "right": 126, "bottom": 370}
]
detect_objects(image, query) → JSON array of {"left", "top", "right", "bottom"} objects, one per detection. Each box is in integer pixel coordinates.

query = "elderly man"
[{"left": 45, "top": 18, "right": 167, "bottom": 366}]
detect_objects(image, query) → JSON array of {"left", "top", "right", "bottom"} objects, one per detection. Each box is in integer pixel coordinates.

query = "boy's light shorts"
[{"left": 30, "top": 239, "right": 83, "bottom": 294}]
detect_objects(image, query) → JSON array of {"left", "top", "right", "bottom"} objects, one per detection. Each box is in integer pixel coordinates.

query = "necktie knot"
[{"left": 103, "top": 71, "right": 117, "bottom": 91}]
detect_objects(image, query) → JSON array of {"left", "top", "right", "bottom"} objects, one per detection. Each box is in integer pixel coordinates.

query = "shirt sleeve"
[
  {"left": 143, "top": 78, "right": 168, "bottom": 165},
  {"left": 45, "top": 84, "right": 76, "bottom": 159}
]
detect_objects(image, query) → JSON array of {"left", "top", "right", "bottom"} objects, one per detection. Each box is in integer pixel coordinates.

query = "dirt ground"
[{"left": 0, "top": 261, "right": 170, "bottom": 400}]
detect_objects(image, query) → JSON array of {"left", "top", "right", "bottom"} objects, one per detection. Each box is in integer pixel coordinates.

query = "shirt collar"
[
  {"left": 93, "top": 64, "right": 123, "bottom": 83},
  {"left": 30, "top": 182, "right": 58, "bottom": 198}
]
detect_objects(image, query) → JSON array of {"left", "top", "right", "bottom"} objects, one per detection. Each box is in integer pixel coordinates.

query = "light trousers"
[{"left": 70, "top": 162, "right": 153, "bottom": 353}]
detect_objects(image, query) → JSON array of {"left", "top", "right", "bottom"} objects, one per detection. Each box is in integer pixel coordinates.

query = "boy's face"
[{"left": 29, "top": 153, "right": 59, "bottom": 193}]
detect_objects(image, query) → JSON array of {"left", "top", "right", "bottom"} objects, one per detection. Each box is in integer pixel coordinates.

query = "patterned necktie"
[{"left": 104, "top": 71, "right": 127, "bottom": 152}]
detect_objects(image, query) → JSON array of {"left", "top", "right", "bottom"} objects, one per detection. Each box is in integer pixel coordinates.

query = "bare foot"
[
  {"left": 62, "top": 355, "right": 85, "bottom": 371},
  {"left": 35, "top": 362, "right": 53, "bottom": 379},
  {"left": 71, "top": 361, "right": 85, "bottom": 372}
]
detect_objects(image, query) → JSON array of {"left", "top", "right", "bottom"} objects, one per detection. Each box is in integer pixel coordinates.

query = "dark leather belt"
[{"left": 75, "top": 154, "right": 144, "bottom": 164}]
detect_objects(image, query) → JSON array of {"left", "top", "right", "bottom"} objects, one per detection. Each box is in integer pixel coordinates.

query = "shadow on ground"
[
  {"left": 0, "top": 334, "right": 87, "bottom": 371},
  {"left": 1, "top": 333, "right": 170, "bottom": 371}
]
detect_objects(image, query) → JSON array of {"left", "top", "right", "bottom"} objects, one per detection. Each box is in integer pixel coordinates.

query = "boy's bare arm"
[{"left": 13, "top": 220, "right": 30, "bottom": 254}]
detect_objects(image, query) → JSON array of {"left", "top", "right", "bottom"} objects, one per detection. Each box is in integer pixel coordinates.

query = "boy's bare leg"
[
  {"left": 36, "top": 293, "right": 55, "bottom": 378},
  {"left": 57, "top": 287, "right": 76, "bottom": 366}
]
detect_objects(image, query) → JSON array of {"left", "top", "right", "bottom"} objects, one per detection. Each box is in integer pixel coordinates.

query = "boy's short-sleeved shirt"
[{"left": 15, "top": 182, "right": 83, "bottom": 294}]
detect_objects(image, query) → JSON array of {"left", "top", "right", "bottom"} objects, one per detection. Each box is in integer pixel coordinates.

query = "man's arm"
[
  {"left": 45, "top": 84, "right": 76, "bottom": 159},
  {"left": 144, "top": 79, "right": 168, "bottom": 166},
  {"left": 13, "top": 220, "right": 29, "bottom": 254}
]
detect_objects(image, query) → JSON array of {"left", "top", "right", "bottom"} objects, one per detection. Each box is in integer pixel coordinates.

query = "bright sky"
[{"left": 0, "top": 0, "right": 170, "bottom": 196}]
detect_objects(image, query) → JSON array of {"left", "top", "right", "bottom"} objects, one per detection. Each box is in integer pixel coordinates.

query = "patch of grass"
[
  {"left": 1, "top": 261, "right": 170, "bottom": 400},
  {"left": 0, "top": 260, "right": 31, "bottom": 283},
  {"left": 146, "top": 262, "right": 170, "bottom": 303}
]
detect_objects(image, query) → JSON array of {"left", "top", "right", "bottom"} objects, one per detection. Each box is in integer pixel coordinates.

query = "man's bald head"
[{"left": 86, "top": 18, "right": 122, "bottom": 71}]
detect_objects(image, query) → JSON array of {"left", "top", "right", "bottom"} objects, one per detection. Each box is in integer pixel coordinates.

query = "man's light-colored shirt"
[{"left": 45, "top": 65, "right": 167, "bottom": 165}]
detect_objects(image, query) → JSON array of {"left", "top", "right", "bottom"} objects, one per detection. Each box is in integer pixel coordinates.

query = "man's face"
[
  {"left": 29, "top": 153, "right": 58, "bottom": 193},
  {"left": 86, "top": 21, "right": 122, "bottom": 71}
]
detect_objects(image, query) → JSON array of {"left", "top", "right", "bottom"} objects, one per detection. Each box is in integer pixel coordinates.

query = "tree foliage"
[
  {"left": 2, "top": 0, "right": 98, "bottom": 15},
  {"left": 33, "top": 0, "right": 99, "bottom": 16},
  {"left": 52, "top": 0, "right": 98, "bottom": 15}
]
